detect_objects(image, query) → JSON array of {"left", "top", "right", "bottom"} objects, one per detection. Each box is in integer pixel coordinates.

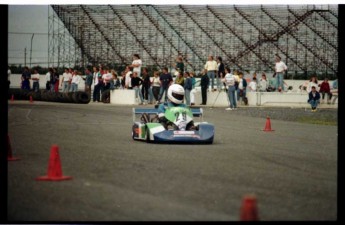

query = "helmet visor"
[{"left": 172, "top": 92, "right": 184, "bottom": 101}]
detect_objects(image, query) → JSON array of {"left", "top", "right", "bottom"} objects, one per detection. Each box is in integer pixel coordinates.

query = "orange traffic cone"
[
  {"left": 29, "top": 95, "right": 33, "bottom": 103},
  {"left": 240, "top": 194, "right": 259, "bottom": 221},
  {"left": 263, "top": 116, "right": 274, "bottom": 132},
  {"left": 36, "top": 145, "right": 72, "bottom": 181},
  {"left": 8, "top": 135, "right": 20, "bottom": 161}
]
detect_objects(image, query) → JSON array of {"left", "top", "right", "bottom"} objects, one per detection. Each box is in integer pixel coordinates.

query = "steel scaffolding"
[{"left": 48, "top": 4, "right": 338, "bottom": 77}]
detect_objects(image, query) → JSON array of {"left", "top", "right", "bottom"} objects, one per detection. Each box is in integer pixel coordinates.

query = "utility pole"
[
  {"left": 30, "top": 33, "right": 35, "bottom": 67},
  {"left": 24, "top": 47, "right": 27, "bottom": 66}
]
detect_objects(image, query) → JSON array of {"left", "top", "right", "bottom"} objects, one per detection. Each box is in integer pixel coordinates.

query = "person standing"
[
  {"left": 223, "top": 67, "right": 237, "bottom": 110},
  {"left": 174, "top": 71, "right": 185, "bottom": 86},
  {"left": 274, "top": 54, "right": 287, "bottom": 92},
  {"left": 319, "top": 77, "right": 332, "bottom": 104},
  {"left": 53, "top": 68, "right": 60, "bottom": 92},
  {"left": 131, "top": 72, "right": 144, "bottom": 105},
  {"left": 45, "top": 68, "right": 52, "bottom": 90},
  {"left": 190, "top": 72, "right": 197, "bottom": 106},
  {"left": 237, "top": 72, "right": 248, "bottom": 104},
  {"left": 141, "top": 68, "right": 151, "bottom": 104},
  {"left": 308, "top": 86, "right": 321, "bottom": 112},
  {"left": 21, "top": 67, "right": 31, "bottom": 90},
  {"left": 129, "top": 54, "right": 142, "bottom": 77},
  {"left": 83, "top": 68, "right": 93, "bottom": 95},
  {"left": 8, "top": 66, "right": 11, "bottom": 88},
  {"left": 157, "top": 67, "right": 173, "bottom": 104},
  {"left": 248, "top": 77, "right": 257, "bottom": 92},
  {"left": 183, "top": 71, "right": 192, "bottom": 106},
  {"left": 175, "top": 55, "right": 185, "bottom": 75},
  {"left": 70, "top": 71, "right": 81, "bottom": 92},
  {"left": 31, "top": 69, "right": 40, "bottom": 92},
  {"left": 93, "top": 66, "right": 102, "bottom": 102},
  {"left": 216, "top": 56, "right": 225, "bottom": 91},
  {"left": 204, "top": 55, "right": 218, "bottom": 91},
  {"left": 61, "top": 68, "right": 72, "bottom": 93},
  {"left": 124, "top": 66, "right": 133, "bottom": 89},
  {"left": 200, "top": 69, "right": 209, "bottom": 105},
  {"left": 152, "top": 71, "right": 161, "bottom": 102}
]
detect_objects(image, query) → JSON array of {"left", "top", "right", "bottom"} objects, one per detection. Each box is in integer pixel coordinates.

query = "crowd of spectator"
[{"left": 10, "top": 53, "right": 338, "bottom": 109}]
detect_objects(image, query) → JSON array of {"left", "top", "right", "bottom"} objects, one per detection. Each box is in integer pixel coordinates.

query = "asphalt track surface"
[{"left": 8, "top": 101, "right": 337, "bottom": 221}]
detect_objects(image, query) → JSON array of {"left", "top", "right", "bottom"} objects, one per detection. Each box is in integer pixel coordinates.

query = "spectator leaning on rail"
[
  {"left": 31, "top": 69, "right": 40, "bottom": 92},
  {"left": 274, "top": 54, "right": 287, "bottom": 92},
  {"left": 204, "top": 55, "right": 218, "bottom": 92},
  {"left": 318, "top": 77, "right": 332, "bottom": 104},
  {"left": 308, "top": 86, "right": 321, "bottom": 112}
]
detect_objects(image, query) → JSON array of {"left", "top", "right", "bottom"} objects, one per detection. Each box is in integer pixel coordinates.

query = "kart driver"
[{"left": 157, "top": 84, "right": 195, "bottom": 130}]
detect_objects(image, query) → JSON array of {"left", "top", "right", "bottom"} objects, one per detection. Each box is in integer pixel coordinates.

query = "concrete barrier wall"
[{"left": 110, "top": 89, "right": 136, "bottom": 105}]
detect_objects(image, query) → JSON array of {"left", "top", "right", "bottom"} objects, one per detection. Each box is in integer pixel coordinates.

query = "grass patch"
[{"left": 297, "top": 117, "right": 337, "bottom": 126}]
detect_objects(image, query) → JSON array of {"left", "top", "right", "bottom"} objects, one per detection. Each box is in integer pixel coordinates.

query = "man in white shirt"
[
  {"left": 204, "top": 55, "right": 218, "bottom": 91},
  {"left": 129, "top": 54, "right": 142, "bottom": 77},
  {"left": 124, "top": 66, "right": 133, "bottom": 89},
  {"left": 61, "top": 68, "right": 72, "bottom": 93},
  {"left": 275, "top": 54, "right": 287, "bottom": 92},
  {"left": 70, "top": 71, "right": 81, "bottom": 92},
  {"left": 31, "top": 69, "right": 40, "bottom": 92}
]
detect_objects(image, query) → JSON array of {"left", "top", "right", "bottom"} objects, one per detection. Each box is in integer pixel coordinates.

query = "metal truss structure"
[{"left": 48, "top": 5, "right": 338, "bottom": 76}]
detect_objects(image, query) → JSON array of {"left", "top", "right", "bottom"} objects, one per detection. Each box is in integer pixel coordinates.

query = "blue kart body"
[{"left": 132, "top": 107, "right": 214, "bottom": 144}]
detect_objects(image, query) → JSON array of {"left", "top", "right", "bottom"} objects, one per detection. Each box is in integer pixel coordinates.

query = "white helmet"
[{"left": 167, "top": 84, "right": 185, "bottom": 104}]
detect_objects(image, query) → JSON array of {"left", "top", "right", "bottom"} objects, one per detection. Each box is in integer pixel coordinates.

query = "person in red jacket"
[{"left": 319, "top": 78, "right": 332, "bottom": 104}]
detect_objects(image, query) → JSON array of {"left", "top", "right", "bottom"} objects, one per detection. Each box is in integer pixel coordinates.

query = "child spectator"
[
  {"left": 319, "top": 78, "right": 332, "bottom": 104},
  {"left": 308, "top": 86, "right": 320, "bottom": 112},
  {"left": 248, "top": 77, "right": 257, "bottom": 92}
]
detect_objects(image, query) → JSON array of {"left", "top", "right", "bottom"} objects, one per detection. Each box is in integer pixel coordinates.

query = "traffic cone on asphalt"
[
  {"left": 29, "top": 95, "right": 33, "bottom": 103},
  {"left": 8, "top": 135, "right": 20, "bottom": 161},
  {"left": 240, "top": 194, "right": 259, "bottom": 221},
  {"left": 36, "top": 145, "right": 72, "bottom": 181},
  {"left": 263, "top": 116, "right": 274, "bottom": 132}
]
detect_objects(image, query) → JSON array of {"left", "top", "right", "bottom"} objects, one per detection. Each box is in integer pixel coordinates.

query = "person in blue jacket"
[{"left": 308, "top": 86, "right": 321, "bottom": 112}]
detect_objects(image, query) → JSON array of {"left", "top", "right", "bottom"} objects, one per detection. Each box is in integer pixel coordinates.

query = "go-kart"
[{"left": 132, "top": 105, "right": 214, "bottom": 144}]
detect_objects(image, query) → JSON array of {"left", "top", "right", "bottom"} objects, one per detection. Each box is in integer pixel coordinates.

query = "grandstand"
[{"left": 48, "top": 5, "right": 338, "bottom": 78}]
